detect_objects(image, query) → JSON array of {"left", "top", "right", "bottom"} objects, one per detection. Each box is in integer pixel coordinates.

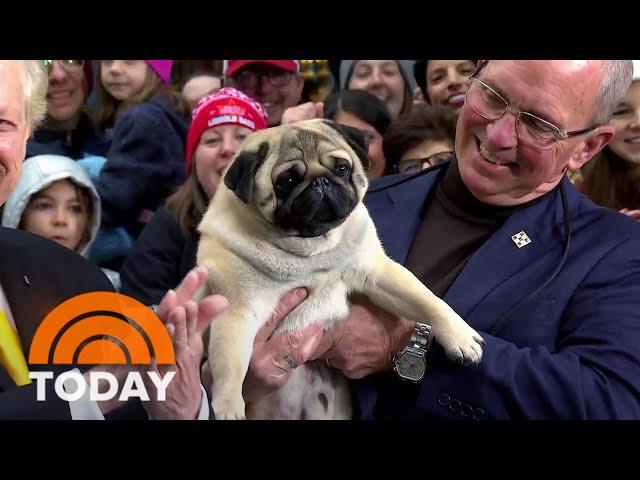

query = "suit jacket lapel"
[
  {"left": 0, "top": 228, "right": 46, "bottom": 353},
  {"left": 366, "top": 168, "right": 444, "bottom": 265},
  {"left": 443, "top": 181, "right": 570, "bottom": 331}
]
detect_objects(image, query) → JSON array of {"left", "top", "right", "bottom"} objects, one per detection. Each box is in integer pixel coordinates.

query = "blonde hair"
[{"left": 21, "top": 60, "right": 48, "bottom": 132}]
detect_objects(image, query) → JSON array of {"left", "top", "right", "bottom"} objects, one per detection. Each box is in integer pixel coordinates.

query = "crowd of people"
[{"left": 1, "top": 59, "right": 639, "bottom": 420}]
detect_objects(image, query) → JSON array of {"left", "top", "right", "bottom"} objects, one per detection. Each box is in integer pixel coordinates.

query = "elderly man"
[
  {"left": 223, "top": 60, "right": 304, "bottom": 127},
  {"left": 0, "top": 60, "right": 227, "bottom": 420},
  {"left": 246, "top": 60, "right": 640, "bottom": 420}
]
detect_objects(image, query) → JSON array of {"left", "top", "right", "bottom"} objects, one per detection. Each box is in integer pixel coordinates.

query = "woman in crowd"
[
  {"left": 413, "top": 60, "right": 477, "bottom": 115},
  {"left": 383, "top": 105, "right": 457, "bottom": 174},
  {"left": 119, "top": 88, "right": 268, "bottom": 305},
  {"left": 324, "top": 89, "right": 392, "bottom": 180},
  {"left": 27, "top": 60, "right": 109, "bottom": 159},
  {"left": 339, "top": 60, "right": 415, "bottom": 119},
  {"left": 579, "top": 60, "right": 640, "bottom": 220}
]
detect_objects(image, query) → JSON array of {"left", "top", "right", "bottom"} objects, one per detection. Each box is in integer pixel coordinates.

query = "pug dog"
[{"left": 197, "top": 118, "right": 484, "bottom": 420}]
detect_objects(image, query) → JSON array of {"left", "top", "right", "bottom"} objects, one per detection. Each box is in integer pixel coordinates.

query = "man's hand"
[
  {"left": 309, "top": 295, "right": 415, "bottom": 379},
  {"left": 620, "top": 208, "right": 640, "bottom": 220},
  {"left": 143, "top": 266, "right": 228, "bottom": 420},
  {"left": 201, "top": 288, "right": 323, "bottom": 405},
  {"left": 243, "top": 288, "right": 324, "bottom": 403},
  {"left": 202, "top": 288, "right": 323, "bottom": 403},
  {"left": 281, "top": 102, "right": 324, "bottom": 125}
]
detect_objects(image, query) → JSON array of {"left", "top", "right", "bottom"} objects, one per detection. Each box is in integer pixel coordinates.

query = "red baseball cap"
[{"left": 224, "top": 60, "right": 300, "bottom": 78}]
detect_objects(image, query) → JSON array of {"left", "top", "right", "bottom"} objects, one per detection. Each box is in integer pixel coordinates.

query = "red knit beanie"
[{"left": 185, "top": 87, "right": 268, "bottom": 172}]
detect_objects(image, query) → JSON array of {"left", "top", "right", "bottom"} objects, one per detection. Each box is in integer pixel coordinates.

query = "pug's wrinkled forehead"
[
  {"left": 270, "top": 121, "right": 367, "bottom": 185},
  {"left": 224, "top": 119, "right": 370, "bottom": 212},
  {"left": 285, "top": 119, "right": 370, "bottom": 170}
]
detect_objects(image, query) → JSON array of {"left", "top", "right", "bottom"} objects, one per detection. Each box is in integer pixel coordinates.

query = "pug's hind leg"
[
  {"left": 208, "top": 307, "right": 262, "bottom": 420},
  {"left": 357, "top": 255, "right": 484, "bottom": 366}
]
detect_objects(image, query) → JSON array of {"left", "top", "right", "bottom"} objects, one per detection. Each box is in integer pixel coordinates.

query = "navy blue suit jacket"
[
  {"left": 0, "top": 228, "right": 113, "bottom": 419},
  {"left": 355, "top": 163, "right": 640, "bottom": 419}
]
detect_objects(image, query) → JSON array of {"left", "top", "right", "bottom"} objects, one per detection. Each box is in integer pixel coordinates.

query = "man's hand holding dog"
[
  {"left": 309, "top": 295, "right": 416, "bottom": 378},
  {"left": 201, "top": 288, "right": 324, "bottom": 404},
  {"left": 243, "top": 288, "right": 324, "bottom": 403}
]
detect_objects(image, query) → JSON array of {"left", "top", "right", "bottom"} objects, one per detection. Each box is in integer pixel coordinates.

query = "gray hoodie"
[{"left": 1, "top": 154, "right": 120, "bottom": 289}]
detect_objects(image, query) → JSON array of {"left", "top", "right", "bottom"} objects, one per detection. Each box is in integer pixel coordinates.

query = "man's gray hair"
[
  {"left": 22, "top": 60, "right": 48, "bottom": 131},
  {"left": 593, "top": 60, "right": 633, "bottom": 125}
]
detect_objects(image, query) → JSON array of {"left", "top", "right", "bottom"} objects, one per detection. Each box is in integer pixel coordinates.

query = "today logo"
[{"left": 28, "top": 292, "right": 176, "bottom": 402}]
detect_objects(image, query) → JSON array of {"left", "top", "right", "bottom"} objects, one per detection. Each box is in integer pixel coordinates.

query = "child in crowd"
[
  {"left": 90, "top": 60, "right": 190, "bottom": 269},
  {"left": 2, "top": 155, "right": 120, "bottom": 289}
]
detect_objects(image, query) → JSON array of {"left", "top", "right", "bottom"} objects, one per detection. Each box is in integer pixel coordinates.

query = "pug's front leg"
[
  {"left": 208, "top": 307, "right": 262, "bottom": 420},
  {"left": 356, "top": 254, "right": 484, "bottom": 366}
]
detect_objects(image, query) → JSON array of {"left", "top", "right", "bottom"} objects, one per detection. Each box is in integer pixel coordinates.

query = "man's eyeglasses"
[
  {"left": 41, "top": 60, "right": 85, "bottom": 75},
  {"left": 398, "top": 151, "right": 453, "bottom": 173},
  {"left": 465, "top": 76, "right": 598, "bottom": 151},
  {"left": 233, "top": 68, "right": 293, "bottom": 90}
]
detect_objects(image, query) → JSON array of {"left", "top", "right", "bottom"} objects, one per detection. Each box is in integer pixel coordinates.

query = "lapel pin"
[
  {"left": 23, "top": 275, "right": 31, "bottom": 286},
  {"left": 511, "top": 231, "right": 532, "bottom": 248}
]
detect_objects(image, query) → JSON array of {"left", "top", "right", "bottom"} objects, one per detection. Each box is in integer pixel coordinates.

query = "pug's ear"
[
  {"left": 224, "top": 141, "right": 269, "bottom": 203},
  {"left": 322, "top": 120, "right": 371, "bottom": 170}
]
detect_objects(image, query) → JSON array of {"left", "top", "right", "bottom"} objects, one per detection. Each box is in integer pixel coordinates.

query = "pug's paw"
[
  {"left": 435, "top": 322, "right": 484, "bottom": 367},
  {"left": 211, "top": 395, "right": 246, "bottom": 420}
]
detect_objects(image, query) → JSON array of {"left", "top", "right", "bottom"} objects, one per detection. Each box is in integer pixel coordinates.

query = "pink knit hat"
[{"left": 145, "top": 60, "right": 173, "bottom": 84}]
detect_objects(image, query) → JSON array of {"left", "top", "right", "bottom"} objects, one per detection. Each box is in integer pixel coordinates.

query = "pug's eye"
[
  {"left": 275, "top": 167, "right": 303, "bottom": 199},
  {"left": 333, "top": 158, "right": 351, "bottom": 178}
]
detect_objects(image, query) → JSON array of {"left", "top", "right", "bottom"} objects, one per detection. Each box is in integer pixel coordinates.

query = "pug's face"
[{"left": 223, "top": 119, "right": 370, "bottom": 238}]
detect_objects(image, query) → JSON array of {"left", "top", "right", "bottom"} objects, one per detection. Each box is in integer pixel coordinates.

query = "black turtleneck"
[{"left": 404, "top": 158, "right": 546, "bottom": 298}]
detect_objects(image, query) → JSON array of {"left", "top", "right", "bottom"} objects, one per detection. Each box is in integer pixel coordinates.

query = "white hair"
[
  {"left": 593, "top": 60, "right": 633, "bottom": 125},
  {"left": 21, "top": 60, "right": 48, "bottom": 131}
]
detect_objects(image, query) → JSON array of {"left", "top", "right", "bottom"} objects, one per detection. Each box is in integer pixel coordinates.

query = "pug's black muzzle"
[{"left": 275, "top": 177, "right": 357, "bottom": 237}]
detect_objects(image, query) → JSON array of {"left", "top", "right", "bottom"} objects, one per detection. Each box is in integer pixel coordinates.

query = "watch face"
[{"left": 398, "top": 351, "right": 426, "bottom": 381}]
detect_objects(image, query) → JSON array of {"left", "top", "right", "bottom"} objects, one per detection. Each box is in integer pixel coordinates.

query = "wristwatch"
[{"left": 393, "top": 322, "right": 432, "bottom": 383}]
